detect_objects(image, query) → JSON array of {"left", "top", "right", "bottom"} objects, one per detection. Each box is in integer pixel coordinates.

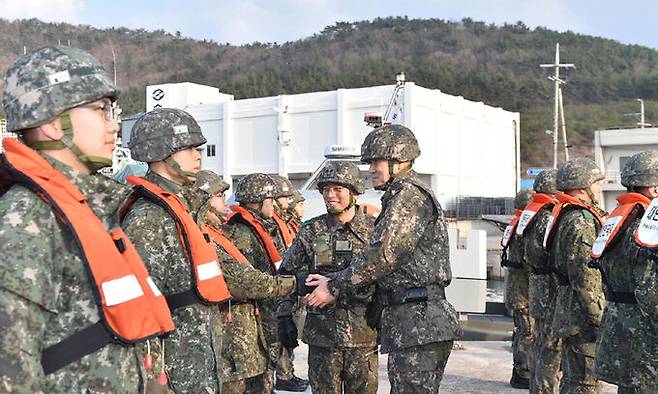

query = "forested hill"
[{"left": 1, "top": 17, "right": 657, "bottom": 169}]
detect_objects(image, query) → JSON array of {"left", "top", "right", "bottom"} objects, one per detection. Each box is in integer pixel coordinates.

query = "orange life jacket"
[
  {"left": 0, "top": 138, "right": 175, "bottom": 374},
  {"left": 634, "top": 196, "right": 658, "bottom": 248},
  {"left": 204, "top": 223, "right": 250, "bottom": 265},
  {"left": 501, "top": 209, "right": 522, "bottom": 248},
  {"left": 288, "top": 219, "right": 301, "bottom": 234},
  {"left": 273, "top": 210, "right": 295, "bottom": 247},
  {"left": 591, "top": 193, "right": 649, "bottom": 258},
  {"left": 515, "top": 193, "right": 558, "bottom": 237},
  {"left": 228, "top": 204, "right": 283, "bottom": 270},
  {"left": 124, "top": 176, "right": 231, "bottom": 306},
  {"left": 543, "top": 192, "right": 604, "bottom": 249}
]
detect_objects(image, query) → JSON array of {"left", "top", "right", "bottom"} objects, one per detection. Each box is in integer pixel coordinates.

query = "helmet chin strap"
[
  {"left": 327, "top": 194, "right": 356, "bottom": 215},
  {"left": 26, "top": 112, "right": 113, "bottom": 172},
  {"left": 375, "top": 160, "right": 411, "bottom": 191},
  {"left": 164, "top": 156, "right": 196, "bottom": 186}
]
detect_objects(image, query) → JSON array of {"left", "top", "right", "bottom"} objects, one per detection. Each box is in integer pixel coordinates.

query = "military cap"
[
  {"left": 556, "top": 158, "right": 604, "bottom": 191},
  {"left": 194, "top": 170, "right": 230, "bottom": 195},
  {"left": 361, "top": 124, "right": 420, "bottom": 163},
  {"left": 621, "top": 151, "right": 658, "bottom": 188},
  {"left": 270, "top": 175, "right": 295, "bottom": 198},
  {"left": 235, "top": 173, "right": 277, "bottom": 203},
  {"left": 128, "top": 108, "right": 206, "bottom": 162},
  {"left": 533, "top": 169, "right": 558, "bottom": 194},
  {"left": 514, "top": 189, "right": 535, "bottom": 209},
  {"left": 3, "top": 46, "right": 119, "bottom": 132},
  {"left": 316, "top": 160, "right": 365, "bottom": 195}
]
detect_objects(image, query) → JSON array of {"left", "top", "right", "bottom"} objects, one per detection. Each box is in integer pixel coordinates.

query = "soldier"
[
  {"left": 0, "top": 46, "right": 174, "bottom": 391},
  {"left": 517, "top": 169, "right": 561, "bottom": 394},
  {"left": 192, "top": 170, "right": 300, "bottom": 393},
  {"left": 591, "top": 151, "right": 658, "bottom": 393},
  {"left": 544, "top": 158, "right": 606, "bottom": 394},
  {"left": 500, "top": 189, "right": 535, "bottom": 389},
  {"left": 122, "top": 108, "right": 231, "bottom": 392},
  {"left": 289, "top": 190, "right": 305, "bottom": 232},
  {"left": 306, "top": 125, "right": 462, "bottom": 393},
  {"left": 271, "top": 174, "right": 298, "bottom": 247},
  {"left": 277, "top": 161, "right": 379, "bottom": 394}
]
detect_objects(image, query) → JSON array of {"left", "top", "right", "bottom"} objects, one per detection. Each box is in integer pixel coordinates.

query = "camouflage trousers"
[
  {"left": 308, "top": 345, "right": 379, "bottom": 394},
  {"left": 533, "top": 317, "right": 562, "bottom": 394},
  {"left": 275, "top": 346, "right": 295, "bottom": 381},
  {"left": 512, "top": 307, "right": 534, "bottom": 379},
  {"left": 387, "top": 340, "right": 453, "bottom": 394},
  {"left": 559, "top": 335, "right": 601, "bottom": 394},
  {"left": 222, "top": 374, "right": 263, "bottom": 394}
]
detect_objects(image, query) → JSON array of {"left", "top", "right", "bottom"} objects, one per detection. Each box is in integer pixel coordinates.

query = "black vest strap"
[{"left": 41, "top": 321, "right": 113, "bottom": 375}]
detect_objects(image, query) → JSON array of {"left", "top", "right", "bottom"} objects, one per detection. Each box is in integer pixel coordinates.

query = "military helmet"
[
  {"left": 292, "top": 190, "right": 305, "bottom": 204},
  {"left": 533, "top": 169, "right": 558, "bottom": 194},
  {"left": 3, "top": 46, "right": 119, "bottom": 132},
  {"left": 514, "top": 189, "right": 535, "bottom": 209},
  {"left": 270, "top": 175, "right": 294, "bottom": 198},
  {"left": 235, "top": 173, "right": 277, "bottom": 203},
  {"left": 621, "top": 151, "right": 658, "bottom": 188},
  {"left": 361, "top": 124, "right": 420, "bottom": 163},
  {"left": 556, "top": 158, "right": 604, "bottom": 191},
  {"left": 317, "top": 161, "right": 365, "bottom": 195},
  {"left": 129, "top": 108, "right": 206, "bottom": 162},
  {"left": 194, "top": 170, "right": 230, "bottom": 195}
]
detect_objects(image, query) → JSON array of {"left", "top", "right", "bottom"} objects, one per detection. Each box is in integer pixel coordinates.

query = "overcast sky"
[{"left": 5, "top": 0, "right": 657, "bottom": 50}]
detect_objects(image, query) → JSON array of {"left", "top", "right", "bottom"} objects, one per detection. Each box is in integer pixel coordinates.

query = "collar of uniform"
[
  {"left": 43, "top": 154, "right": 130, "bottom": 226},
  {"left": 323, "top": 207, "right": 366, "bottom": 232},
  {"left": 381, "top": 168, "right": 418, "bottom": 202},
  {"left": 144, "top": 169, "right": 190, "bottom": 206}
]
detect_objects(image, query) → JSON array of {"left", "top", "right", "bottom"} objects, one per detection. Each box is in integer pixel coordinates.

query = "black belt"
[
  {"left": 166, "top": 289, "right": 199, "bottom": 310},
  {"left": 609, "top": 291, "right": 636, "bottom": 304},
  {"left": 502, "top": 259, "right": 524, "bottom": 269},
  {"left": 41, "top": 321, "right": 114, "bottom": 375},
  {"left": 380, "top": 286, "right": 445, "bottom": 306},
  {"left": 555, "top": 274, "right": 570, "bottom": 286}
]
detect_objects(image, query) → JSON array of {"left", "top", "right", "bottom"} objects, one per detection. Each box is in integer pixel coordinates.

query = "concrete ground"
[{"left": 278, "top": 341, "right": 617, "bottom": 393}]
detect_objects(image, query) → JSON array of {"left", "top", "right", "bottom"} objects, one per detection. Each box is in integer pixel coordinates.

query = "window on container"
[{"left": 206, "top": 144, "right": 216, "bottom": 157}]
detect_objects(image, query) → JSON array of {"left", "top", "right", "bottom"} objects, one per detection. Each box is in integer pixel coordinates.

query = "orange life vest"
[
  {"left": 228, "top": 204, "right": 283, "bottom": 270},
  {"left": 543, "top": 192, "right": 604, "bottom": 249},
  {"left": 273, "top": 210, "right": 295, "bottom": 247},
  {"left": 591, "top": 193, "right": 649, "bottom": 258},
  {"left": 515, "top": 193, "right": 558, "bottom": 237},
  {"left": 288, "top": 219, "right": 301, "bottom": 234},
  {"left": 501, "top": 209, "right": 522, "bottom": 248},
  {"left": 124, "top": 176, "right": 231, "bottom": 305},
  {"left": 0, "top": 138, "right": 175, "bottom": 373},
  {"left": 204, "top": 223, "right": 250, "bottom": 265},
  {"left": 635, "top": 197, "right": 658, "bottom": 248}
]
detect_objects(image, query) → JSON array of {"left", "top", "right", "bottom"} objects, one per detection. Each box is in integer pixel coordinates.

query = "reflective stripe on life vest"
[
  {"left": 501, "top": 209, "right": 522, "bottom": 248},
  {"left": 516, "top": 193, "right": 558, "bottom": 237},
  {"left": 0, "top": 138, "right": 175, "bottom": 344},
  {"left": 543, "top": 192, "right": 604, "bottom": 249},
  {"left": 125, "top": 175, "right": 231, "bottom": 304},
  {"left": 592, "top": 193, "right": 648, "bottom": 258},
  {"left": 635, "top": 197, "right": 658, "bottom": 248},
  {"left": 228, "top": 204, "right": 283, "bottom": 270}
]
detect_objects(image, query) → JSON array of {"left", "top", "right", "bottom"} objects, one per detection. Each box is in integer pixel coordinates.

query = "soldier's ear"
[{"left": 37, "top": 117, "right": 65, "bottom": 142}]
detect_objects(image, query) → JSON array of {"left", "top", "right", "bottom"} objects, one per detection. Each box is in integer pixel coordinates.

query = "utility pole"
[
  {"left": 540, "top": 43, "right": 575, "bottom": 168},
  {"left": 558, "top": 88, "right": 569, "bottom": 160}
]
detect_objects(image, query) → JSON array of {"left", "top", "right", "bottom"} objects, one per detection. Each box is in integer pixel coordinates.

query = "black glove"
[
  {"left": 277, "top": 316, "right": 298, "bottom": 349},
  {"left": 297, "top": 277, "right": 317, "bottom": 296}
]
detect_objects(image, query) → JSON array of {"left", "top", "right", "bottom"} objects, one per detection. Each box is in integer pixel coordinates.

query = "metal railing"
[{"left": 449, "top": 196, "right": 515, "bottom": 220}]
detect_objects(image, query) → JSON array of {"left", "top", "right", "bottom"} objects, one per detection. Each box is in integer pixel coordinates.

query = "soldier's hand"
[
  {"left": 277, "top": 316, "right": 299, "bottom": 349},
  {"left": 305, "top": 274, "right": 337, "bottom": 308}
]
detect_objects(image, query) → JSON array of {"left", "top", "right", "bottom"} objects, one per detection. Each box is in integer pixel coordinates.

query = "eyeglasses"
[{"left": 78, "top": 101, "right": 122, "bottom": 123}]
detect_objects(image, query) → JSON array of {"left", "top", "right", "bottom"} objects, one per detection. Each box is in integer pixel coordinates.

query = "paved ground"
[{"left": 278, "top": 341, "right": 617, "bottom": 393}]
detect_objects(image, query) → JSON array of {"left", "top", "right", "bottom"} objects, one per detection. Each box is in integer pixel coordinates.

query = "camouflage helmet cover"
[
  {"left": 556, "top": 157, "right": 604, "bottom": 191},
  {"left": 360, "top": 124, "right": 420, "bottom": 163},
  {"left": 235, "top": 173, "right": 277, "bottom": 203},
  {"left": 292, "top": 190, "right": 305, "bottom": 204},
  {"left": 514, "top": 189, "right": 535, "bottom": 210},
  {"left": 316, "top": 160, "right": 365, "bottom": 194},
  {"left": 128, "top": 108, "right": 206, "bottom": 162},
  {"left": 533, "top": 169, "right": 558, "bottom": 194},
  {"left": 621, "top": 151, "right": 658, "bottom": 187},
  {"left": 3, "top": 46, "right": 119, "bottom": 132},
  {"left": 194, "top": 170, "right": 230, "bottom": 195},
  {"left": 270, "top": 175, "right": 294, "bottom": 198}
]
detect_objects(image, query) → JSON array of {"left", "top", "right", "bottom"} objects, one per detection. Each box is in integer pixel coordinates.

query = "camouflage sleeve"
[
  {"left": 562, "top": 212, "right": 604, "bottom": 326},
  {"left": 277, "top": 229, "right": 313, "bottom": 316},
  {"left": 333, "top": 184, "right": 433, "bottom": 291},
  {"left": 218, "top": 246, "right": 295, "bottom": 301},
  {"left": 635, "top": 257, "right": 658, "bottom": 322},
  {"left": 523, "top": 209, "right": 550, "bottom": 269},
  {"left": 227, "top": 224, "right": 273, "bottom": 275}
]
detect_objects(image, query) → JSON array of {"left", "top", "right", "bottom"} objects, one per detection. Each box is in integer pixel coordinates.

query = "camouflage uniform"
[
  {"left": 503, "top": 190, "right": 535, "bottom": 388},
  {"left": 549, "top": 158, "right": 606, "bottom": 394},
  {"left": 522, "top": 169, "right": 562, "bottom": 394},
  {"left": 122, "top": 109, "right": 222, "bottom": 393},
  {"left": 328, "top": 126, "right": 462, "bottom": 393},
  {"left": 278, "top": 161, "right": 379, "bottom": 394},
  {"left": 634, "top": 258, "right": 658, "bottom": 394},
  {"left": 226, "top": 173, "right": 287, "bottom": 393},
  {"left": 594, "top": 152, "right": 658, "bottom": 393},
  {"left": 0, "top": 46, "right": 143, "bottom": 392}
]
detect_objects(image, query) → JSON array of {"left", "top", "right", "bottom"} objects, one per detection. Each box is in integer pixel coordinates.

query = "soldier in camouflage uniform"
[
  {"left": 547, "top": 158, "right": 606, "bottom": 394},
  {"left": 225, "top": 173, "right": 293, "bottom": 393},
  {"left": 306, "top": 125, "right": 462, "bottom": 393},
  {"left": 278, "top": 161, "right": 379, "bottom": 394},
  {"left": 502, "top": 189, "right": 535, "bottom": 389},
  {"left": 633, "top": 258, "right": 658, "bottom": 394},
  {"left": 520, "top": 169, "right": 562, "bottom": 394},
  {"left": 192, "top": 170, "right": 300, "bottom": 393},
  {"left": 591, "top": 151, "right": 658, "bottom": 393},
  {"left": 289, "top": 190, "right": 305, "bottom": 230},
  {"left": 0, "top": 46, "right": 145, "bottom": 392},
  {"left": 122, "top": 108, "right": 224, "bottom": 393}
]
